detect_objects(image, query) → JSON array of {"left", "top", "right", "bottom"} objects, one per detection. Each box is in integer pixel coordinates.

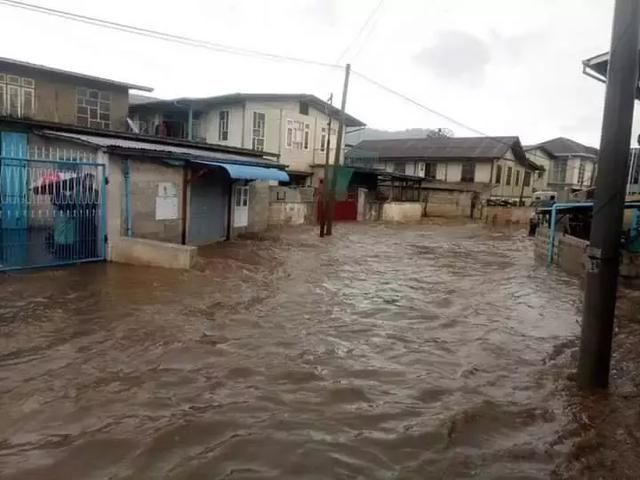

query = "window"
[
  {"left": 523, "top": 171, "right": 532, "bottom": 187},
  {"left": 425, "top": 162, "right": 437, "bottom": 178},
  {"left": 393, "top": 162, "right": 406, "bottom": 174},
  {"left": 319, "top": 127, "right": 336, "bottom": 152},
  {"left": 506, "top": 166, "right": 513, "bottom": 186},
  {"left": 252, "top": 111, "right": 265, "bottom": 151},
  {"left": 285, "top": 119, "right": 309, "bottom": 150},
  {"left": 495, "top": 164, "right": 502, "bottom": 184},
  {"left": 218, "top": 110, "right": 229, "bottom": 141},
  {"left": 299, "top": 101, "right": 309, "bottom": 115},
  {"left": 537, "top": 170, "right": 544, "bottom": 179},
  {"left": 577, "top": 159, "right": 586, "bottom": 185},
  {"left": 77, "top": 88, "right": 111, "bottom": 129},
  {"left": 0, "top": 73, "right": 34, "bottom": 117},
  {"left": 515, "top": 170, "right": 520, "bottom": 186},
  {"left": 461, "top": 162, "right": 476, "bottom": 182},
  {"left": 551, "top": 160, "right": 567, "bottom": 183}
]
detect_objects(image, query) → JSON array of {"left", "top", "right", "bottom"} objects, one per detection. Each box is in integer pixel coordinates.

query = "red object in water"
[{"left": 334, "top": 199, "right": 357, "bottom": 221}]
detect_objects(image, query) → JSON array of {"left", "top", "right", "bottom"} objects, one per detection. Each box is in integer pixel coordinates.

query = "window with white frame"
[
  {"left": 0, "top": 73, "right": 35, "bottom": 118},
  {"left": 218, "top": 110, "right": 229, "bottom": 141},
  {"left": 551, "top": 160, "right": 567, "bottom": 183},
  {"left": 286, "top": 119, "right": 311, "bottom": 150},
  {"left": 319, "top": 126, "right": 336, "bottom": 152},
  {"left": 252, "top": 112, "right": 265, "bottom": 151},
  {"left": 76, "top": 87, "right": 111, "bottom": 129}
]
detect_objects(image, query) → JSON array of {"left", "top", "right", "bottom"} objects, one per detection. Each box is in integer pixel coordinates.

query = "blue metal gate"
[{"left": 0, "top": 139, "right": 107, "bottom": 271}]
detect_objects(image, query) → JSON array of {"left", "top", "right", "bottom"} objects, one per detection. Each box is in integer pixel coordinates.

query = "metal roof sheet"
[
  {"left": 0, "top": 56, "right": 153, "bottom": 92},
  {"left": 39, "top": 130, "right": 280, "bottom": 168},
  {"left": 352, "top": 136, "right": 520, "bottom": 160},
  {"left": 129, "top": 92, "right": 366, "bottom": 127},
  {"left": 532, "top": 137, "right": 598, "bottom": 158}
]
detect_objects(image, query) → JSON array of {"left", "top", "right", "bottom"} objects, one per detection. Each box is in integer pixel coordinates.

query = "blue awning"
[{"left": 191, "top": 159, "right": 289, "bottom": 182}]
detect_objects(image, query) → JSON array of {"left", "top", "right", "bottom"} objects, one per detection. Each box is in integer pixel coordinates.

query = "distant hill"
[{"left": 346, "top": 127, "right": 454, "bottom": 145}]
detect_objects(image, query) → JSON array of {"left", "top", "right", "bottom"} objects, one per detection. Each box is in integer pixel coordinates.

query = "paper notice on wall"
[{"left": 156, "top": 182, "right": 178, "bottom": 220}]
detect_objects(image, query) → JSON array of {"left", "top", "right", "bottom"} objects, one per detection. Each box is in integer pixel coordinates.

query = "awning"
[{"left": 191, "top": 159, "right": 289, "bottom": 182}]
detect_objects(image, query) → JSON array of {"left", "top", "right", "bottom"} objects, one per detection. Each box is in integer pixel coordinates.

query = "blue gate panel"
[{"left": 0, "top": 136, "right": 107, "bottom": 271}]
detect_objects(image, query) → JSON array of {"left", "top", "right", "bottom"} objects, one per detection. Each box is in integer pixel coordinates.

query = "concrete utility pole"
[
  {"left": 319, "top": 94, "right": 333, "bottom": 237},
  {"left": 577, "top": 0, "right": 640, "bottom": 389},
  {"left": 325, "top": 63, "right": 351, "bottom": 236}
]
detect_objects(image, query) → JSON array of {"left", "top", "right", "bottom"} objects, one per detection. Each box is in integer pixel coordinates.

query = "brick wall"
[{"left": 423, "top": 189, "right": 474, "bottom": 218}]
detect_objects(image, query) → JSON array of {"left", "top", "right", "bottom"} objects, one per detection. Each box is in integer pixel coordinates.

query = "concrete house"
[
  {"left": 525, "top": 137, "right": 598, "bottom": 194},
  {"left": 0, "top": 59, "right": 288, "bottom": 272},
  {"left": 128, "top": 93, "right": 366, "bottom": 184},
  {"left": 0, "top": 56, "right": 153, "bottom": 131},
  {"left": 348, "top": 136, "right": 538, "bottom": 202}
]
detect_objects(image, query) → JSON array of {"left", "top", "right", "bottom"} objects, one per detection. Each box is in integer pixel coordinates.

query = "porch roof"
[
  {"left": 39, "top": 130, "right": 284, "bottom": 169},
  {"left": 583, "top": 51, "right": 640, "bottom": 99}
]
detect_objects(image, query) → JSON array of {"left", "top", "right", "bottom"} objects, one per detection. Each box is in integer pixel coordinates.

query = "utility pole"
[
  {"left": 326, "top": 63, "right": 351, "bottom": 236},
  {"left": 319, "top": 94, "right": 333, "bottom": 237},
  {"left": 577, "top": 0, "right": 640, "bottom": 389}
]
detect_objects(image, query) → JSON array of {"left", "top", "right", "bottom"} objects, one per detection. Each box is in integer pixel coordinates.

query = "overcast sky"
[{"left": 0, "top": 0, "right": 631, "bottom": 147}]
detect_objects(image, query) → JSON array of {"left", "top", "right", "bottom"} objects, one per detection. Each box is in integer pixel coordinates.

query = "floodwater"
[{"left": 0, "top": 222, "right": 630, "bottom": 479}]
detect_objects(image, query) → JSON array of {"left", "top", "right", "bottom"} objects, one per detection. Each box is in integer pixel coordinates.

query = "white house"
[
  {"left": 129, "top": 93, "right": 365, "bottom": 185},
  {"left": 525, "top": 137, "right": 598, "bottom": 194},
  {"left": 347, "top": 136, "right": 540, "bottom": 201}
]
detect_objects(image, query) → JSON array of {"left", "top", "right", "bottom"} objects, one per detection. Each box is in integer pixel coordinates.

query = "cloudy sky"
[{"left": 0, "top": 0, "right": 630, "bottom": 147}]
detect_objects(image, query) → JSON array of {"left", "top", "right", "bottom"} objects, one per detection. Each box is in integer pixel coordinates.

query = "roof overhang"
[
  {"left": 191, "top": 159, "right": 289, "bottom": 182},
  {"left": 582, "top": 51, "right": 640, "bottom": 99},
  {"left": 130, "top": 93, "right": 366, "bottom": 127},
  {"left": 0, "top": 56, "right": 153, "bottom": 92}
]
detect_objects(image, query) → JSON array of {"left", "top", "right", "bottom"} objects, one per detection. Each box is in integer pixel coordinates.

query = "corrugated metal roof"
[
  {"left": 39, "top": 130, "right": 280, "bottom": 167},
  {"left": 130, "top": 92, "right": 366, "bottom": 127},
  {"left": 352, "top": 136, "right": 519, "bottom": 160},
  {"left": 0, "top": 57, "right": 153, "bottom": 92},
  {"left": 532, "top": 137, "right": 599, "bottom": 158}
]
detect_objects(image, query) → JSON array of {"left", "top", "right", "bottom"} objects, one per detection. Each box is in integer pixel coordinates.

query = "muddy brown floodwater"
[{"left": 0, "top": 223, "right": 632, "bottom": 479}]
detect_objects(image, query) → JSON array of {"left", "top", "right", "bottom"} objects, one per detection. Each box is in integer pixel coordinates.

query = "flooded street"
[{"left": 0, "top": 223, "right": 626, "bottom": 479}]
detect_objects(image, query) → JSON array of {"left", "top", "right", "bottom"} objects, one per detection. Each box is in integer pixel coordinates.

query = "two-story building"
[
  {"left": 0, "top": 57, "right": 288, "bottom": 272},
  {"left": 0, "top": 56, "right": 153, "bottom": 130},
  {"left": 128, "top": 93, "right": 366, "bottom": 184},
  {"left": 525, "top": 137, "right": 598, "bottom": 195},
  {"left": 347, "top": 136, "right": 539, "bottom": 202}
]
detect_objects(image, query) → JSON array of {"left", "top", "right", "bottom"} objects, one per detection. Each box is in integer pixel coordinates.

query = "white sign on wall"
[{"left": 155, "top": 182, "right": 178, "bottom": 220}]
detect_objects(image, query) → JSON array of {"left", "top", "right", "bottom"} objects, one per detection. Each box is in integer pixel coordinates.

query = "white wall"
[
  {"left": 475, "top": 162, "right": 492, "bottom": 183},
  {"left": 202, "top": 103, "right": 245, "bottom": 147}
]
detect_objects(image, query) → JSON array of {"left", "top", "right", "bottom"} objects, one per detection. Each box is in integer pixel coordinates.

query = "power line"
[
  {"left": 336, "top": 0, "right": 385, "bottom": 64},
  {"left": 0, "top": 0, "right": 568, "bottom": 169},
  {"left": 351, "top": 69, "right": 555, "bottom": 166},
  {"left": 0, "top": 0, "right": 343, "bottom": 70}
]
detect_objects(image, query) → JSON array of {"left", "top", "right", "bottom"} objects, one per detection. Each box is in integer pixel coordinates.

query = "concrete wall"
[
  {"left": 484, "top": 206, "right": 534, "bottom": 225},
  {"left": 382, "top": 202, "right": 423, "bottom": 222},
  {"left": 267, "top": 186, "right": 315, "bottom": 226},
  {"left": 424, "top": 189, "right": 475, "bottom": 218},
  {"left": 230, "top": 180, "right": 270, "bottom": 236},
  {"left": 126, "top": 158, "right": 185, "bottom": 243},
  {"left": 110, "top": 237, "right": 196, "bottom": 269},
  {"left": 534, "top": 227, "right": 640, "bottom": 280},
  {"left": 0, "top": 61, "right": 129, "bottom": 130}
]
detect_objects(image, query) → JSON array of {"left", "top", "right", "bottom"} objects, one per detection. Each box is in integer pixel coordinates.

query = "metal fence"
[{"left": 0, "top": 145, "right": 106, "bottom": 271}]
